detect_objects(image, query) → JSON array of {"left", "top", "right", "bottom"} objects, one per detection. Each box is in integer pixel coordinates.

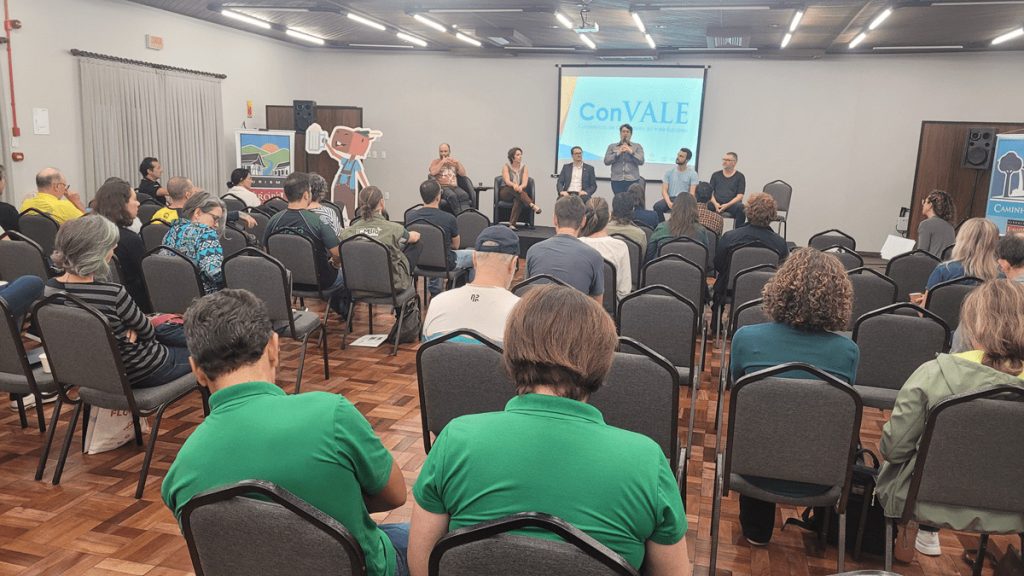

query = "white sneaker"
[
  {"left": 9, "top": 395, "right": 57, "bottom": 411},
  {"left": 915, "top": 529, "right": 942, "bottom": 556}
]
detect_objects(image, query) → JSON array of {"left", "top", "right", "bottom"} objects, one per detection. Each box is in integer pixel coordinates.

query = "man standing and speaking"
[
  {"left": 604, "top": 124, "right": 644, "bottom": 195},
  {"left": 556, "top": 146, "right": 597, "bottom": 199},
  {"left": 708, "top": 152, "right": 746, "bottom": 227}
]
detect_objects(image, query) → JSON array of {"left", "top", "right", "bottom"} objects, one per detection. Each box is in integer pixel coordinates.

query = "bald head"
[
  {"left": 36, "top": 168, "right": 65, "bottom": 197},
  {"left": 166, "top": 177, "right": 195, "bottom": 204}
]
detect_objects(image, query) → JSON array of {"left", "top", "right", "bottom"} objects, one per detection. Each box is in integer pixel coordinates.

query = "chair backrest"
[
  {"left": 143, "top": 246, "right": 205, "bottom": 314},
  {"left": 246, "top": 208, "right": 271, "bottom": 245},
  {"left": 322, "top": 201, "right": 346, "bottom": 227},
  {"left": 727, "top": 243, "right": 781, "bottom": 291},
  {"left": 924, "top": 276, "right": 982, "bottom": 330},
  {"left": 590, "top": 338, "right": 679, "bottom": 468},
  {"left": 640, "top": 254, "right": 705, "bottom": 311},
  {"left": 141, "top": 220, "right": 172, "bottom": 252},
  {"left": 846, "top": 268, "right": 898, "bottom": 330},
  {"left": 262, "top": 196, "right": 287, "bottom": 214},
  {"left": 221, "top": 193, "right": 247, "bottom": 213},
  {"left": 725, "top": 363, "right": 861, "bottom": 507},
  {"left": 456, "top": 209, "right": 490, "bottom": 249},
  {"left": 108, "top": 254, "right": 123, "bottom": 284},
  {"left": 822, "top": 245, "right": 864, "bottom": 271},
  {"left": 617, "top": 285, "right": 698, "bottom": 374},
  {"left": 267, "top": 232, "right": 322, "bottom": 287},
  {"left": 407, "top": 219, "right": 451, "bottom": 271},
  {"left": 32, "top": 293, "right": 135, "bottom": 407},
  {"left": 601, "top": 259, "right": 617, "bottom": 315},
  {"left": 416, "top": 330, "right": 511, "bottom": 453},
  {"left": 730, "top": 298, "right": 770, "bottom": 337},
  {"left": 511, "top": 274, "right": 570, "bottom": 297},
  {"left": 0, "top": 300, "right": 32, "bottom": 381},
  {"left": 762, "top": 180, "right": 793, "bottom": 213},
  {"left": 902, "top": 386, "right": 1024, "bottom": 527},
  {"left": 732, "top": 264, "right": 776, "bottom": 311},
  {"left": 220, "top": 226, "right": 248, "bottom": 258},
  {"left": 633, "top": 222, "right": 654, "bottom": 243},
  {"left": 885, "top": 249, "right": 940, "bottom": 302},
  {"left": 429, "top": 512, "right": 639, "bottom": 576},
  {"left": 137, "top": 201, "right": 162, "bottom": 225},
  {"left": 940, "top": 243, "right": 955, "bottom": 261},
  {"left": 808, "top": 229, "right": 856, "bottom": 251},
  {"left": 0, "top": 231, "right": 50, "bottom": 281},
  {"left": 338, "top": 234, "right": 397, "bottom": 298},
  {"left": 853, "top": 303, "right": 950, "bottom": 391},
  {"left": 657, "top": 236, "right": 709, "bottom": 273},
  {"left": 223, "top": 249, "right": 293, "bottom": 325},
  {"left": 404, "top": 204, "right": 425, "bottom": 224},
  {"left": 609, "top": 234, "right": 642, "bottom": 288},
  {"left": 181, "top": 480, "right": 366, "bottom": 576},
  {"left": 17, "top": 209, "right": 60, "bottom": 257}
]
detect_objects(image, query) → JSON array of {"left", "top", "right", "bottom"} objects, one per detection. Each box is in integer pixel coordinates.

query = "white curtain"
[{"left": 79, "top": 58, "right": 224, "bottom": 198}]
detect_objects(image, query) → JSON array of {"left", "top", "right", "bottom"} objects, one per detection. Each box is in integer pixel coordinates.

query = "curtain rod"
[{"left": 70, "top": 49, "right": 227, "bottom": 79}]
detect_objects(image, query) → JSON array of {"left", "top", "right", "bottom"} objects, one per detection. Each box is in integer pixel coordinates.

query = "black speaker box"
[
  {"left": 293, "top": 100, "right": 317, "bottom": 133},
  {"left": 962, "top": 126, "right": 996, "bottom": 170}
]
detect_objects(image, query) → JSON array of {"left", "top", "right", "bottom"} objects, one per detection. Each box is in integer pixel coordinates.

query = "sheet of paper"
[
  {"left": 33, "top": 108, "right": 50, "bottom": 135},
  {"left": 880, "top": 234, "right": 916, "bottom": 260},
  {"left": 350, "top": 334, "right": 388, "bottom": 348}
]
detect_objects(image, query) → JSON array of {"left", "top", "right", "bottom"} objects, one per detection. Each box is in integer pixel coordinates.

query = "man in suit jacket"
[{"left": 556, "top": 146, "right": 598, "bottom": 199}]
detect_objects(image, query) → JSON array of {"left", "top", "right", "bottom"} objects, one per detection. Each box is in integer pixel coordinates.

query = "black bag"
[
  {"left": 385, "top": 299, "right": 420, "bottom": 345},
  {"left": 784, "top": 448, "right": 889, "bottom": 558}
]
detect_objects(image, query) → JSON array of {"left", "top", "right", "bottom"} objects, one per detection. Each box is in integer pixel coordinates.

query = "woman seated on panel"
[
  {"left": 646, "top": 193, "right": 712, "bottom": 262},
  {"left": 579, "top": 197, "right": 632, "bottom": 300},
  {"left": 223, "top": 168, "right": 261, "bottom": 208},
  {"left": 93, "top": 178, "right": 151, "bottom": 312},
  {"left": 499, "top": 147, "right": 541, "bottom": 231},
  {"left": 915, "top": 190, "right": 956, "bottom": 258},
  {"left": 161, "top": 191, "right": 226, "bottom": 295},
  {"left": 47, "top": 216, "right": 191, "bottom": 388},
  {"left": 876, "top": 280, "right": 1024, "bottom": 558},
  {"left": 729, "top": 247, "right": 859, "bottom": 546},
  {"left": 408, "top": 285, "right": 690, "bottom": 576}
]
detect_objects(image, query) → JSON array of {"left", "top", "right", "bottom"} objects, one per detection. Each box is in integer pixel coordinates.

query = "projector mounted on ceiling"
[{"left": 572, "top": 0, "right": 599, "bottom": 34}]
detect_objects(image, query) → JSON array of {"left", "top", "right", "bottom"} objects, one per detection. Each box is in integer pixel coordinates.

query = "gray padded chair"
[
  {"left": 266, "top": 232, "right": 344, "bottom": 328},
  {"left": 716, "top": 242, "right": 781, "bottom": 335},
  {"left": 511, "top": 274, "right": 570, "bottom": 296},
  {"left": 601, "top": 259, "right": 617, "bottom": 316},
  {"left": 141, "top": 220, "right": 172, "bottom": 252},
  {"left": 0, "top": 300, "right": 58, "bottom": 431},
  {"left": 220, "top": 193, "right": 247, "bottom": 213},
  {"left": 429, "top": 512, "right": 639, "bottom": 576},
  {"left": 822, "top": 245, "right": 864, "bottom": 271},
  {"left": 245, "top": 208, "right": 271, "bottom": 246},
  {"left": 0, "top": 231, "right": 51, "bottom": 281},
  {"left": 610, "top": 234, "right": 643, "bottom": 289},
  {"left": 809, "top": 229, "right": 857, "bottom": 251},
  {"left": 403, "top": 204, "right": 425, "bottom": 224},
  {"left": 885, "top": 249, "right": 940, "bottom": 302},
  {"left": 220, "top": 225, "right": 248, "bottom": 258},
  {"left": 657, "top": 236, "right": 710, "bottom": 273},
  {"left": 181, "top": 480, "right": 366, "bottom": 576},
  {"left": 924, "top": 276, "right": 982, "bottom": 331},
  {"left": 883, "top": 386, "right": 1024, "bottom": 576},
  {"left": 17, "top": 209, "right": 60, "bottom": 258},
  {"left": 137, "top": 201, "right": 162, "bottom": 225},
  {"left": 223, "top": 248, "right": 328, "bottom": 394},
  {"left": 322, "top": 201, "right": 346, "bottom": 228},
  {"left": 727, "top": 264, "right": 776, "bottom": 334},
  {"left": 142, "top": 246, "right": 205, "bottom": 314},
  {"left": 852, "top": 303, "right": 950, "bottom": 410},
  {"left": 32, "top": 293, "right": 197, "bottom": 498},
  {"left": 416, "top": 329, "right": 511, "bottom": 453},
  {"left": 710, "top": 363, "right": 862, "bottom": 575},
  {"left": 847, "top": 268, "right": 898, "bottom": 331},
  {"left": 641, "top": 254, "right": 706, "bottom": 311},
  {"left": 714, "top": 298, "right": 771, "bottom": 452},
  {"left": 633, "top": 222, "right": 654, "bottom": 243},
  {"left": 492, "top": 176, "right": 536, "bottom": 229},
  {"left": 762, "top": 180, "right": 793, "bottom": 239},
  {"left": 338, "top": 234, "right": 419, "bottom": 356},
  {"left": 408, "top": 219, "right": 469, "bottom": 306},
  {"left": 940, "top": 243, "right": 955, "bottom": 261},
  {"left": 455, "top": 209, "right": 490, "bottom": 250},
  {"left": 261, "top": 196, "right": 287, "bottom": 215}
]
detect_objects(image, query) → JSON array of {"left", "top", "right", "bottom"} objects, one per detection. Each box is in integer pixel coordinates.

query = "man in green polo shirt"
[
  {"left": 162, "top": 289, "right": 409, "bottom": 576},
  {"left": 407, "top": 285, "right": 690, "bottom": 576}
]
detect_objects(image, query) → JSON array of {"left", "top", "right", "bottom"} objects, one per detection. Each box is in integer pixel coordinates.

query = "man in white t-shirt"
[{"left": 422, "top": 225, "right": 520, "bottom": 344}]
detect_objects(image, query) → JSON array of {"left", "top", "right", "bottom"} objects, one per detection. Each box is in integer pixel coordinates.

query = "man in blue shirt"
[
  {"left": 525, "top": 195, "right": 604, "bottom": 303},
  {"left": 655, "top": 148, "right": 699, "bottom": 221}
]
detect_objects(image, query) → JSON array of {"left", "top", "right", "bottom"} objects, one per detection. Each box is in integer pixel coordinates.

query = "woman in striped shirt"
[{"left": 47, "top": 215, "right": 191, "bottom": 388}]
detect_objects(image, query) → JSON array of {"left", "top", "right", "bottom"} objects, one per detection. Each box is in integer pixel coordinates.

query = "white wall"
[{"left": 9, "top": 0, "right": 1024, "bottom": 250}]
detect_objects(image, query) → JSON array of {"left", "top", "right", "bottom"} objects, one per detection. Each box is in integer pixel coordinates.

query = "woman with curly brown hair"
[
  {"left": 916, "top": 190, "right": 956, "bottom": 258},
  {"left": 729, "top": 247, "right": 859, "bottom": 546}
]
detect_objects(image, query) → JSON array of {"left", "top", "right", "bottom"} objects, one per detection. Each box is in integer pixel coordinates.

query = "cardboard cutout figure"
[{"left": 305, "top": 123, "right": 382, "bottom": 218}]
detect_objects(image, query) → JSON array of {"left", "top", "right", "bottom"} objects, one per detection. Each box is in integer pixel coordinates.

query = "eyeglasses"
[{"left": 721, "top": 158, "right": 735, "bottom": 162}]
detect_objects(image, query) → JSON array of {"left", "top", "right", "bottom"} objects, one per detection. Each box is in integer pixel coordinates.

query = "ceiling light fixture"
[
  {"left": 659, "top": 4, "right": 770, "bottom": 10},
  {"left": 555, "top": 12, "right": 574, "bottom": 29},
  {"left": 413, "top": 14, "right": 447, "bottom": 33},
  {"left": 645, "top": 33, "right": 656, "bottom": 49},
  {"left": 781, "top": 32, "right": 792, "bottom": 48},
  {"left": 678, "top": 46, "right": 756, "bottom": 51},
  {"left": 505, "top": 46, "right": 577, "bottom": 51},
  {"left": 631, "top": 12, "right": 647, "bottom": 34},
  {"left": 428, "top": 8, "right": 523, "bottom": 13},
  {"left": 455, "top": 32, "right": 482, "bottom": 46},
  {"left": 286, "top": 29, "right": 325, "bottom": 45},
  {"left": 789, "top": 9, "right": 804, "bottom": 32},
  {"left": 992, "top": 26, "right": 1024, "bottom": 44},
  {"left": 221, "top": 9, "right": 272, "bottom": 29},
  {"left": 350, "top": 43, "right": 414, "bottom": 49},
  {"left": 869, "top": 7, "right": 893, "bottom": 30},
  {"left": 849, "top": 32, "right": 868, "bottom": 48},
  {"left": 932, "top": 0, "right": 1024, "bottom": 5},
  {"left": 579, "top": 33, "right": 596, "bottom": 49},
  {"left": 396, "top": 32, "right": 427, "bottom": 47},
  {"left": 347, "top": 13, "right": 386, "bottom": 31},
  {"left": 873, "top": 45, "right": 963, "bottom": 50}
]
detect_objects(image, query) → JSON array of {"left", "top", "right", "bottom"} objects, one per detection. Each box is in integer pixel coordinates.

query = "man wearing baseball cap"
[{"left": 422, "top": 225, "right": 520, "bottom": 344}]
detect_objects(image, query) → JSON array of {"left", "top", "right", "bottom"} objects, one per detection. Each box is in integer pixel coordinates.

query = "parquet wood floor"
[{"left": 0, "top": 276, "right": 1015, "bottom": 575}]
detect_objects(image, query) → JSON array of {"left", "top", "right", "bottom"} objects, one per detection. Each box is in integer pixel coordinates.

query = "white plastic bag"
[{"left": 84, "top": 409, "right": 150, "bottom": 455}]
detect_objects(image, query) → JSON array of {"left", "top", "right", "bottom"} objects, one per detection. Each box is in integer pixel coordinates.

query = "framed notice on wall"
[
  {"left": 234, "top": 130, "right": 295, "bottom": 202},
  {"left": 985, "top": 133, "right": 1024, "bottom": 234}
]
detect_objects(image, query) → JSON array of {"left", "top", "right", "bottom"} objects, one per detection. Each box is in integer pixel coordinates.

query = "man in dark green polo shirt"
[
  {"left": 162, "top": 289, "right": 409, "bottom": 576},
  {"left": 407, "top": 285, "right": 690, "bottom": 576}
]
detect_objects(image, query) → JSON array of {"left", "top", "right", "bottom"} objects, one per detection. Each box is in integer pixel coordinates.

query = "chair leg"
[
  {"left": 321, "top": 325, "right": 329, "bottom": 380},
  {"left": 391, "top": 302, "right": 406, "bottom": 357},
  {"left": 709, "top": 452, "right": 724, "bottom": 576},
  {"left": 837, "top": 510, "right": 846, "bottom": 572},
  {"left": 368, "top": 304, "right": 374, "bottom": 334},
  {"left": 295, "top": 331, "right": 311, "bottom": 394},
  {"left": 35, "top": 397, "right": 63, "bottom": 480},
  {"left": 884, "top": 519, "right": 894, "bottom": 572},
  {"left": 135, "top": 403, "right": 169, "bottom": 499},
  {"left": 971, "top": 534, "right": 989, "bottom": 576},
  {"left": 34, "top": 394, "right": 47, "bottom": 432},
  {"left": 13, "top": 395, "right": 27, "bottom": 429},
  {"left": 683, "top": 378, "right": 697, "bottom": 472},
  {"left": 342, "top": 301, "right": 355, "bottom": 349},
  {"left": 52, "top": 402, "right": 83, "bottom": 486},
  {"left": 81, "top": 404, "right": 92, "bottom": 453},
  {"left": 131, "top": 415, "right": 143, "bottom": 446}
]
